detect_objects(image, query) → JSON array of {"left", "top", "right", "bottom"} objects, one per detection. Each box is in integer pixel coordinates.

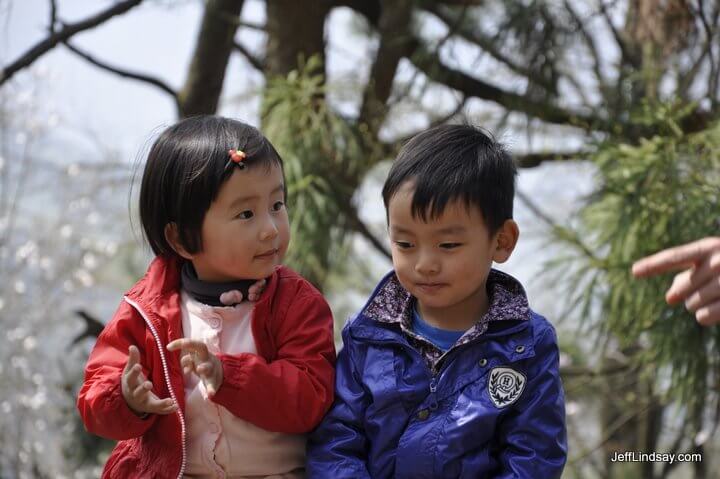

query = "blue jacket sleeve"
[
  {"left": 494, "top": 322, "right": 567, "bottom": 478},
  {"left": 306, "top": 325, "right": 372, "bottom": 478}
]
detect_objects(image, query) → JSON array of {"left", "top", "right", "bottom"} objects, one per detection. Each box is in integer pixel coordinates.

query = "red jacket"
[{"left": 77, "top": 256, "right": 336, "bottom": 478}]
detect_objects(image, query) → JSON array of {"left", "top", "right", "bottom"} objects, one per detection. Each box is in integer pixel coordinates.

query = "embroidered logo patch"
[{"left": 488, "top": 367, "right": 526, "bottom": 408}]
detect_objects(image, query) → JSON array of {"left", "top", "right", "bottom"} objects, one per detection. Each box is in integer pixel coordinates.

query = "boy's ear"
[
  {"left": 164, "top": 223, "right": 193, "bottom": 260},
  {"left": 492, "top": 219, "right": 519, "bottom": 263}
]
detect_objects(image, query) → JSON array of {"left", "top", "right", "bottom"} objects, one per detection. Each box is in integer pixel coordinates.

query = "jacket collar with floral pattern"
[{"left": 361, "top": 268, "right": 531, "bottom": 367}]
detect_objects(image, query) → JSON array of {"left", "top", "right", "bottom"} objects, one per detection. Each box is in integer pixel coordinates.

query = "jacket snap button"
[
  {"left": 515, "top": 345, "right": 525, "bottom": 353},
  {"left": 478, "top": 358, "right": 487, "bottom": 367},
  {"left": 417, "top": 409, "right": 429, "bottom": 420}
]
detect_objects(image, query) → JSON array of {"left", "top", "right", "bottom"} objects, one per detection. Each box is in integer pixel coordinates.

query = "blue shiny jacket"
[{"left": 307, "top": 272, "right": 567, "bottom": 478}]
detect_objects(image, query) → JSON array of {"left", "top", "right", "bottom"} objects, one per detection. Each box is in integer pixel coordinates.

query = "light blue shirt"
[{"left": 412, "top": 306, "right": 465, "bottom": 352}]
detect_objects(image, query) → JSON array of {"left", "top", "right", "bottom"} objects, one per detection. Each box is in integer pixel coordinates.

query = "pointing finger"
[{"left": 632, "top": 238, "right": 720, "bottom": 278}]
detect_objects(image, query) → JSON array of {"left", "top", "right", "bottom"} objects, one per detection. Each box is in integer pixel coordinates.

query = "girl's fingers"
[
  {"left": 180, "top": 354, "right": 196, "bottom": 375},
  {"left": 124, "top": 345, "right": 140, "bottom": 374},
  {"left": 124, "top": 363, "right": 143, "bottom": 389},
  {"left": 196, "top": 361, "right": 213, "bottom": 376},
  {"left": 132, "top": 380, "right": 153, "bottom": 401},
  {"left": 167, "top": 339, "right": 209, "bottom": 361},
  {"left": 145, "top": 393, "right": 177, "bottom": 415}
]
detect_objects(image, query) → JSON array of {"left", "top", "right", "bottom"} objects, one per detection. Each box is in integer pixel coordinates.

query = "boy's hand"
[
  {"left": 121, "top": 345, "right": 178, "bottom": 416},
  {"left": 167, "top": 339, "right": 224, "bottom": 397}
]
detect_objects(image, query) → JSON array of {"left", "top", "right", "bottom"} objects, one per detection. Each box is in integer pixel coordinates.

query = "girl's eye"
[
  {"left": 394, "top": 241, "right": 413, "bottom": 249},
  {"left": 272, "top": 201, "right": 285, "bottom": 211},
  {"left": 236, "top": 210, "right": 254, "bottom": 219},
  {"left": 440, "top": 243, "right": 462, "bottom": 249}
]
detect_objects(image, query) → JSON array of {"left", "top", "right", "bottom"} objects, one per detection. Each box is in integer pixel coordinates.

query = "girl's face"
[{"left": 184, "top": 163, "right": 289, "bottom": 281}]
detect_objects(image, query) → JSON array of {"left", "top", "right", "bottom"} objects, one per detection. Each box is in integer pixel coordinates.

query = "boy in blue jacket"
[{"left": 307, "top": 124, "right": 567, "bottom": 478}]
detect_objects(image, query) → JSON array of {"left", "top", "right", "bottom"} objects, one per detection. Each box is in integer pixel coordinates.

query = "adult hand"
[
  {"left": 167, "top": 339, "right": 224, "bottom": 397},
  {"left": 632, "top": 237, "right": 720, "bottom": 326},
  {"left": 121, "top": 345, "right": 178, "bottom": 416}
]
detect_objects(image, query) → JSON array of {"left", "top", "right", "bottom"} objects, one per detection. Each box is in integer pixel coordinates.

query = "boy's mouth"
[{"left": 415, "top": 282, "right": 448, "bottom": 294}]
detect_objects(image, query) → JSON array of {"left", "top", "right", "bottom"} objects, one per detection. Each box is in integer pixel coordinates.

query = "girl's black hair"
[
  {"left": 139, "top": 115, "right": 284, "bottom": 257},
  {"left": 382, "top": 124, "right": 516, "bottom": 235}
]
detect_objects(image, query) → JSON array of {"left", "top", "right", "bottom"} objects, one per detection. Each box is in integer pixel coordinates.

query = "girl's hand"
[
  {"left": 121, "top": 345, "right": 178, "bottom": 416},
  {"left": 218, "top": 278, "right": 267, "bottom": 305},
  {"left": 167, "top": 339, "right": 224, "bottom": 397}
]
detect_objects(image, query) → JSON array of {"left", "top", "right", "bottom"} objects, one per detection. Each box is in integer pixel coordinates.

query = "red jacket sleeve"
[
  {"left": 212, "top": 287, "right": 336, "bottom": 433},
  {"left": 77, "top": 301, "right": 158, "bottom": 440}
]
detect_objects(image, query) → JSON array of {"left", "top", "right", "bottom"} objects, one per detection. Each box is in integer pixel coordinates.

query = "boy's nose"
[{"left": 414, "top": 255, "right": 439, "bottom": 275}]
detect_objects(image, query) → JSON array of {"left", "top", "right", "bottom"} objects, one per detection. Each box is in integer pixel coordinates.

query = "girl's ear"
[
  {"left": 492, "top": 219, "right": 520, "bottom": 263},
  {"left": 164, "top": 223, "right": 193, "bottom": 260}
]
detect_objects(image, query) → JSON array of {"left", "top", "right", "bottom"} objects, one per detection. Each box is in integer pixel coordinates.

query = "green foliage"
[
  {"left": 261, "top": 56, "right": 379, "bottom": 288},
  {"left": 549, "top": 102, "right": 720, "bottom": 405}
]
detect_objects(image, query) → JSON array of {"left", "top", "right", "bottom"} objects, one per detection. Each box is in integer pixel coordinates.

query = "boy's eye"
[
  {"left": 236, "top": 210, "right": 254, "bottom": 219},
  {"left": 440, "top": 243, "right": 462, "bottom": 249},
  {"left": 272, "top": 201, "right": 285, "bottom": 211},
  {"left": 394, "top": 241, "right": 413, "bottom": 249}
]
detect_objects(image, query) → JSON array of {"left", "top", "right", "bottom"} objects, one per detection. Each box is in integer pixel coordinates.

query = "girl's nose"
[{"left": 260, "top": 217, "right": 279, "bottom": 241}]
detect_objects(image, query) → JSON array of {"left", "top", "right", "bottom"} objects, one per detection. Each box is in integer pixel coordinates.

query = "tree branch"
[
  {"left": 0, "top": 0, "right": 143, "bottom": 85},
  {"left": 179, "top": 0, "right": 245, "bottom": 117},
  {"left": 407, "top": 39, "right": 606, "bottom": 130},
  {"left": 563, "top": 1, "right": 609, "bottom": 97},
  {"left": 426, "top": 4, "right": 556, "bottom": 93},
  {"left": 598, "top": 0, "right": 639, "bottom": 68},
  {"left": 233, "top": 41, "right": 265, "bottom": 72},
  {"left": 358, "top": 0, "right": 415, "bottom": 129},
  {"left": 238, "top": 19, "right": 265, "bottom": 31},
  {"left": 48, "top": 0, "right": 58, "bottom": 33},
  {"left": 332, "top": 0, "right": 381, "bottom": 26},
  {"left": 514, "top": 150, "right": 588, "bottom": 168},
  {"left": 328, "top": 184, "right": 391, "bottom": 259},
  {"left": 63, "top": 41, "right": 181, "bottom": 112}
]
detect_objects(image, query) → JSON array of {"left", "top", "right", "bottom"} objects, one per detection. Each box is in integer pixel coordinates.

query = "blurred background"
[{"left": 1, "top": 1, "right": 719, "bottom": 478}]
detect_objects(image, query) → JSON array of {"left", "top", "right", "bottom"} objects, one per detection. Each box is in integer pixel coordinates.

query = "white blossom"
[
  {"left": 66, "top": 164, "right": 80, "bottom": 177},
  {"left": 82, "top": 252, "right": 98, "bottom": 270},
  {"left": 15, "top": 241, "right": 38, "bottom": 262},
  {"left": 23, "top": 336, "right": 37, "bottom": 351},
  {"left": 74, "top": 269, "right": 94, "bottom": 288},
  {"left": 59, "top": 225, "right": 73, "bottom": 238}
]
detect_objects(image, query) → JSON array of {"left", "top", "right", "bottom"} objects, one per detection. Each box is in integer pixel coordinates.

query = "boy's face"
[
  {"left": 176, "top": 163, "right": 289, "bottom": 281},
  {"left": 388, "top": 182, "right": 516, "bottom": 323}
]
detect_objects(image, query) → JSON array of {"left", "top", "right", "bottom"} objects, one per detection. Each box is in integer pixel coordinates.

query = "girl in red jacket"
[{"left": 77, "top": 116, "right": 336, "bottom": 479}]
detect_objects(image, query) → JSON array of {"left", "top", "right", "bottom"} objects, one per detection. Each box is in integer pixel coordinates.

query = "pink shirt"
[{"left": 180, "top": 291, "right": 305, "bottom": 479}]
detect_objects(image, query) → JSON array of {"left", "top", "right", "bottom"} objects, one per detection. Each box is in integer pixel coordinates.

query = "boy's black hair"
[
  {"left": 139, "top": 115, "right": 284, "bottom": 257},
  {"left": 382, "top": 124, "right": 516, "bottom": 235}
]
